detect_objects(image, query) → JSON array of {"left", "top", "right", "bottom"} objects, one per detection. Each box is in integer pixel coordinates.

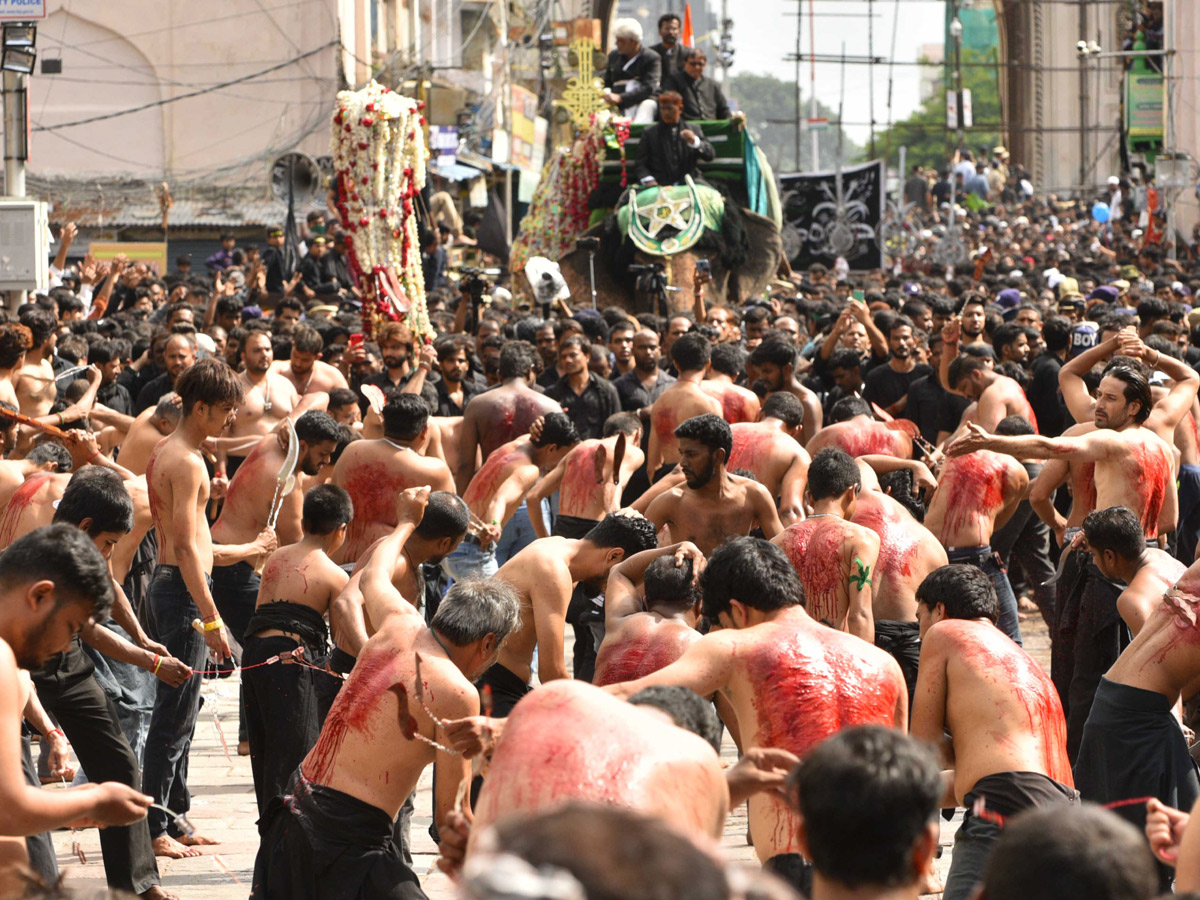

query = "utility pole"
[
  {"left": 1163, "top": 0, "right": 1175, "bottom": 259},
  {"left": 793, "top": 9, "right": 801, "bottom": 171},
  {"left": 498, "top": 0, "right": 512, "bottom": 247},
  {"left": 1078, "top": 0, "right": 1088, "bottom": 195},
  {"left": 2, "top": 70, "right": 26, "bottom": 199},
  {"left": 867, "top": 0, "right": 875, "bottom": 159},
  {"left": 809, "top": 0, "right": 819, "bottom": 171},
  {"left": 949, "top": 4, "right": 964, "bottom": 150}
]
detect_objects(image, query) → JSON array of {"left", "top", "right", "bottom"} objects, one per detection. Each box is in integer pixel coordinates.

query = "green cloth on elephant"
[{"left": 617, "top": 181, "right": 726, "bottom": 255}]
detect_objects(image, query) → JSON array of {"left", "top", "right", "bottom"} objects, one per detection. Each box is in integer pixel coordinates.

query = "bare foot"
[
  {"left": 141, "top": 887, "right": 181, "bottom": 900},
  {"left": 237, "top": 740, "right": 250, "bottom": 756},
  {"left": 178, "top": 831, "right": 220, "bottom": 847},
  {"left": 919, "top": 871, "right": 944, "bottom": 896},
  {"left": 153, "top": 835, "right": 202, "bottom": 859},
  {"left": 1017, "top": 596, "right": 1039, "bottom": 613}
]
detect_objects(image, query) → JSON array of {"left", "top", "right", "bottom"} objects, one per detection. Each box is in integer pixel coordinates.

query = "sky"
[{"left": 724, "top": 0, "right": 947, "bottom": 151}]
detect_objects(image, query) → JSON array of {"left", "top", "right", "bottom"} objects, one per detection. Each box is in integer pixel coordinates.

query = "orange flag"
[{"left": 682, "top": 3, "right": 695, "bottom": 48}]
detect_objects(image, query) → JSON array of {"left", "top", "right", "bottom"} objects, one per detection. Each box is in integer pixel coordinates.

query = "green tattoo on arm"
[{"left": 850, "top": 556, "right": 873, "bottom": 590}]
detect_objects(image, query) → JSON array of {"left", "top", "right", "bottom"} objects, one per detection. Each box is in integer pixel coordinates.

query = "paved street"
[{"left": 44, "top": 616, "right": 1052, "bottom": 898}]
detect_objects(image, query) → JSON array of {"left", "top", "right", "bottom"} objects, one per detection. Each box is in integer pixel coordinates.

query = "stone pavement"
[{"left": 43, "top": 615, "right": 1053, "bottom": 898}]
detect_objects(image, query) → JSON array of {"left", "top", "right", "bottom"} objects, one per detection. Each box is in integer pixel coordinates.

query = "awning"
[{"left": 432, "top": 162, "right": 486, "bottom": 182}]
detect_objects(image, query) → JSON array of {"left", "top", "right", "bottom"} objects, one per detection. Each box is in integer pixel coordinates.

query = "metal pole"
[
  {"left": 868, "top": 0, "right": 875, "bottom": 159},
  {"left": 794, "top": 10, "right": 801, "bottom": 170},
  {"left": 1078, "top": 0, "right": 1088, "bottom": 197},
  {"left": 499, "top": 0, "right": 512, "bottom": 247},
  {"left": 587, "top": 250, "right": 598, "bottom": 309},
  {"left": 1164, "top": 0, "right": 1176, "bottom": 259},
  {"left": 954, "top": 11, "right": 964, "bottom": 149},
  {"left": 3, "top": 71, "right": 26, "bottom": 199},
  {"left": 809, "top": 0, "right": 819, "bottom": 171}
]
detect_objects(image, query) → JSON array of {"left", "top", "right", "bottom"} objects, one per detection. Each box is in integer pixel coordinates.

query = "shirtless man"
[
  {"left": 527, "top": 412, "right": 644, "bottom": 540},
  {"left": 16, "top": 307, "right": 100, "bottom": 429},
  {"left": 0, "top": 323, "right": 31, "bottom": 410},
  {"left": 851, "top": 486, "right": 948, "bottom": 698},
  {"left": 457, "top": 342, "right": 561, "bottom": 491},
  {"left": 0, "top": 526, "right": 154, "bottom": 899},
  {"left": 0, "top": 442, "right": 58, "bottom": 524},
  {"left": 468, "top": 680, "right": 728, "bottom": 848},
  {"left": 1082, "top": 506, "right": 1187, "bottom": 636},
  {"left": 748, "top": 336, "right": 823, "bottom": 446},
  {"left": 645, "top": 334, "right": 722, "bottom": 479},
  {"left": 805, "top": 397, "right": 913, "bottom": 460},
  {"left": 728, "top": 393, "right": 810, "bottom": 526},
  {"left": 442, "top": 412, "right": 579, "bottom": 582},
  {"left": 211, "top": 410, "right": 341, "bottom": 658},
  {"left": 912, "top": 565, "right": 1077, "bottom": 900},
  {"left": 645, "top": 414, "right": 783, "bottom": 555},
  {"left": 928, "top": 416, "right": 1031, "bottom": 645},
  {"left": 119, "top": 395, "right": 182, "bottom": 477},
  {"left": 1072, "top": 555, "right": 1200, "bottom": 853},
  {"left": 251, "top": 574, "right": 521, "bottom": 900},
  {"left": 949, "top": 365, "right": 1177, "bottom": 753},
  {"left": 485, "top": 514, "right": 658, "bottom": 713},
  {"left": 272, "top": 325, "right": 348, "bottom": 396},
  {"left": 942, "top": 320, "right": 1038, "bottom": 432},
  {"left": 702, "top": 343, "right": 760, "bottom": 425},
  {"left": 331, "top": 393, "right": 455, "bottom": 565},
  {"left": 771, "top": 448, "right": 878, "bottom": 641},
  {"left": 594, "top": 541, "right": 704, "bottom": 686},
  {"left": 243, "top": 484, "right": 352, "bottom": 813},
  {"left": 605, "top": 537, "right": 907, "bottom": 891},
  {"left": 229, "top": 331, "right": 301, "bottom": 457},
  {"left": 143, "top": 358, "right": 255, "bottom": 858}
]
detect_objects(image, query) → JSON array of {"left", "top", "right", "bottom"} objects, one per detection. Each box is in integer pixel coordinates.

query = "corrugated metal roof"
[{"left": 105, "top": 199, "right": 328, "bottom": 228}]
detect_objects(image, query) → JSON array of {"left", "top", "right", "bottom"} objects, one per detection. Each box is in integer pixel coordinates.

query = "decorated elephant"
[{"left": 556, "top": 206, "right": 785, "bottom": 314}]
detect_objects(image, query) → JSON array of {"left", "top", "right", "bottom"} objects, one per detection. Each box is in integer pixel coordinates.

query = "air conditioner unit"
[{"left": 0, "top": 198, "right": 49, "bottom": 291}]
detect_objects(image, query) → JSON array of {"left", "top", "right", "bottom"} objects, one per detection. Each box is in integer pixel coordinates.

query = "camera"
[
  {"left": 458, "top": 266, "right": 490, "bottom": 302},
  {"left": 577, "top": 236, "right": 600, "bottom": 252}
]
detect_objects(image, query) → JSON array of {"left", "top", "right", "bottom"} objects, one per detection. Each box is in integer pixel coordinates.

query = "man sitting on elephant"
[{"left": 633, "top": 92, "right": 714, "bottom": 189}]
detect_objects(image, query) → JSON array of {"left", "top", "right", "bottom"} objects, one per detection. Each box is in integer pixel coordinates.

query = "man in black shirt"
[
  {"left": 663, "top": 51, "right": 730, "bottom": 121},
  {"left": 615, "top": 328, "right": 676, "bottom": 414},
  {"left": 358, "top": 320, "right": 438, "bottom": 413},
  {"left": 298, "top": 236, "right": 339, "bottom": 299},
  {"left": 604, "top": 19, "right": 662, "bottom": 123},
  {"left": 862, "top": 317, "right": 931, "bottom": 417},
  {"left": 262, "top": 226, "right": 288, "bottom": 297},
  {"left": 432, "top": 337, "right": 481, "bottom": 417},
  {"left": 633, "top": 92, "right": 714, "bottom": 188},
  {"left": 135, "top": 334, "right": 195, "bottom": 415},
  {"left": 89, "top": 340, "right": 133, "bottom": 416},
  {"left": 648, "top": 12, "right": 690, "bottom": 74},
  {"left": 931, "top": 169, "right": 953, "bottom": 207},
  {"left": 1026, "top": 315, "right": 1071, "bottom": 438},
  {"left": 546, "top": 336, "right": 620, "bottom": 441},
  {"left": 903, "top": 165, "right": 930, "bottom": 211}
]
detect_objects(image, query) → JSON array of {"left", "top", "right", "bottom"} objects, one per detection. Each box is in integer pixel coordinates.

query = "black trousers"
[
  {"left": 213, "top": 560, "right": 260, "bottom": 743},
  {"left": 32, "top": 641, "right": 159, "bottom": 894},
  {"left": 21, "top": 731, "right": 56, "bottom": 884}
]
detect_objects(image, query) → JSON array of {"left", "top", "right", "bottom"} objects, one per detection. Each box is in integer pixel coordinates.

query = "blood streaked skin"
[
  {"left": 851, "top": 490, "right": 944, "bottom": 621},
  {"left": 777, "top": 519, "right": 850, "bottom": 626},
  {"left": 462, "top": 447, "right": 525, "bottom": 512},
  {"left": 931, "top": 619, "right": 1073, "bottom": 795},
  {"left": 559, "top": 443, "right": 604, "bottom": 519},
  {"left": 211, "top": 437, "right": 275, "bottom": 544},
  {"left": 470, "top": 681, "right": 727, "bottom": 852},
  {"left": 593, "top": 617, "right": 700, "bottom": 687},
  {"left": 302, "top": 651, "right": 399, "bottom": 786},
  {"left": 1129, "top": 440, "right": 1170, "bottom": 538},
  {"left": 339, "top": 460, "right": 414, "bottom": 561},
  {"left": 0, "top": 472, "right": 51, "bottom": 548},
  {"left": 728, "top": 430, "right": 773, "bottom": 482},
  {"left": 737, "top": 615, "right": 903, "bottom": 858},
  {"left": 925, "top": 451, "right": 1007, "bottom": 547}
]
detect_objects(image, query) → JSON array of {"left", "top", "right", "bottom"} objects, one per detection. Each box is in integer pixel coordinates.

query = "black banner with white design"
[{"left": 779, "top": 160, "right": 884, "bottom": 270}]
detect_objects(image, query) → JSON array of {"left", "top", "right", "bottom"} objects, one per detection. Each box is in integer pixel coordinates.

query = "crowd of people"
[{"left": 0, "top": 137, "right": 1198, "bottom": 900}]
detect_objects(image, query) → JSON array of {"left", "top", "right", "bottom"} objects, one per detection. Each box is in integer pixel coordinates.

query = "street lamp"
[
  {"left": 1, "top": 24, "right": 36, "bottom": 75},
  {"left": 949, "top": 13, "right": 964, "bottom": 148}
]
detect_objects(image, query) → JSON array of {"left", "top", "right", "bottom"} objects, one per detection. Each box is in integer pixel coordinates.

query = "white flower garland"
[{"left": 330, "top": 80, "right": 431, "bottom": 338}]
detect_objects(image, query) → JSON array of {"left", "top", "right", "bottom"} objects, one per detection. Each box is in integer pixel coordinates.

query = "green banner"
[{"left": 1126, "top": 72, "right": 1164, "bottom": 143}]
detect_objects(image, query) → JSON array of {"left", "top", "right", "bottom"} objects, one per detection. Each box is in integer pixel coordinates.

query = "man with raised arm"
[
  {"left": 251, "top": 567, "right": 521, "bottom": 900},
  {"left": 927, "top": 415, "right": 1032, "bottom": 645},
  {"left": 331, "top": 393, "right": 455, "bottom": 566},
  {"left": 118, "top": 394, "right": 182, "bottom": 477},
  {"left": 485, "top": 514, "right": 658, "bottom": 714},
  {"left": 526, "top": 412, "right": 644, "bottom": 541},
  {"left": 644, "top": 414, "right": 783, "bottom": 556},
  {"left": 0, "top": 526, "right": 155, "bottom": 899},
  {"left": 441, "top": 412, "right": 579, "bottom": 581},
  {"left": 911, "top": 565, "right": 1078, "bottom": 900},
  {"left": 457, "top": 342, "right": 561, "bottom": 491},
  {"left": 594, "top": 541, "right": 705, "bottom": 686},
  {"left": 645, "top": 333, "right": 722, "bottom": 480},
  {"left": 243, "top": 484, "right": 352, "bottom": 814},
  {"left": 605, "top": 536, "right": 906, "bottom": 893},
  {"left": 942, "top": 317, "right": 1038, "bottom": 432},
  {"left": 771, "top": 448, "right": 879, "bottom": 642},
  {"left": 144, "top": 358, "right": 257, "bottom": 859},
  {"left": 1082, "top": 506, "right": 1187, "bottom": 636},
  {"left": 728, "top": 392, "right": 810, "bottom": 526}
]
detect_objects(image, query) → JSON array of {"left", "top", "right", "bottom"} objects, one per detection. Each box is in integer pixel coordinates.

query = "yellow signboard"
[{"left": 88, "top": 241, "right": 168, "bottom": 275}]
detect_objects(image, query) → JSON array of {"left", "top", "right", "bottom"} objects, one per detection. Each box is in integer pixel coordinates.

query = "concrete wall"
[{"left": 26, "top": 0, "right": 358, "bottom": 181}]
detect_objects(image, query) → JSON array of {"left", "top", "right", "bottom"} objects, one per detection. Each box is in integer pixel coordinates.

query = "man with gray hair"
[
  {"left": 252, "top": 496, "right": 521, "bottom": 898},
  {"left": 603, "top": 18, "right": 661, "bottom": 124}
]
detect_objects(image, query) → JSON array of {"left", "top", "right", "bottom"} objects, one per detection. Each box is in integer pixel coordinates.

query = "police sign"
[{"left": 0, "top": 0, "right": 45, "bottom": 20}]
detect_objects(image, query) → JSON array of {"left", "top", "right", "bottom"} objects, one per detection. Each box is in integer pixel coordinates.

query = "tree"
[
  {"left": 729, "top": 72, "right": 861, "bottom": 174},
  {"left": 869, "top": 47, "right": 1003, "bottom": 173}
]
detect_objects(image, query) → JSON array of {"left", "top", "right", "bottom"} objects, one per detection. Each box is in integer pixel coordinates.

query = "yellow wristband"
[{"left": 191, "top": 617, "right": 224, "bottom": 633}]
